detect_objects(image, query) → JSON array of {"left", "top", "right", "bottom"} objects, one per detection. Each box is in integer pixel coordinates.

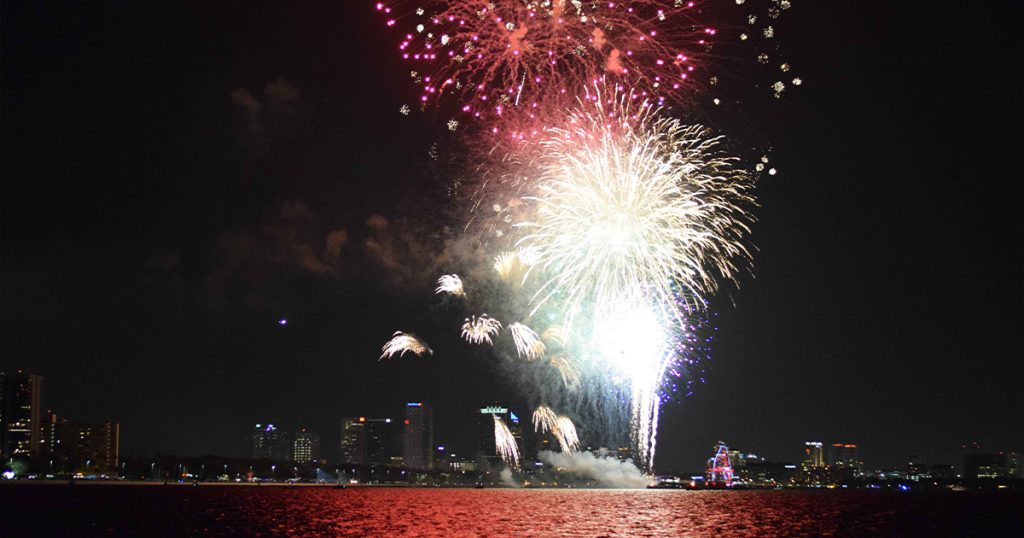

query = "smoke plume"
[{"left": 539, "top": 450, "right": 651, "bottom": 488}]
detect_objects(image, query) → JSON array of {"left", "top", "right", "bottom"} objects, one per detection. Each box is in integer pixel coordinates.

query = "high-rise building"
[
  {"left": 1, "top": 371, "right": 44, "bottom": 459},
  {"left": 801, "top": 441, "right": 824, "bottom": 469},
  {"left": 252, "top": 424, "right": 290, "bottom": 460},
  {"left": 508, "top": 411, "right": 524, "bottom": 459},
  {"left": 340, "top": 417, "right": 366, "bottom": 464},
  {"left": 477, "top": 403, "right": 521, "bottom": 466},
  {"left": 365, "top": 418, "right": 394, "bottom": 465},
  {"left": 478, "top": 404, "right": 507, "bottom": 459},
  {"left": 292, "top": 428, "right": 321, "bottom": 463},
  {"left": 340, "top": 416, "right": 394, "bottom": 465},
  {"left": 402, "top": 402, "right": 434, "bottom": 470},
  {"left": 798, "top": 441, "right": 826, "bottom": 485},
  {"left": 53, "top": 421, "right": 120, "bottom": 473},
  {"left": 827, "top": 443, "right": 859, "bottom": 467}
]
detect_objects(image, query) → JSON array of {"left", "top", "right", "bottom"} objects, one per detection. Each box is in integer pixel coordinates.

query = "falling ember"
[
  {"left": 493, "top": 415, "right": 520, "bottom": 467},
  {"left": 541, "top": 326, "right": 568, "bottom": 347},
  {"left": 509, "top": 322, "right": 545, "bottom": 360},
  {"left": 461, "top": 314, "right": 503, "bottom": 345},
  {"left": 435, "top": 274, "right": 466, "bottom": 297},
  {"left": 379, "top": 331, "right": 433, "bottom": 360},
  {"left": 555, "top": 416, "right": 581, "bottom": 453},
  {"left": 548, "top": 353, "right": 581, "bottom": 390},
  {"left": 532, "top": 405, "right": 580, "bottom": 454}
]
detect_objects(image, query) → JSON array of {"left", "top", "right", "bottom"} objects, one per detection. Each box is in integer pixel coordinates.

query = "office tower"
[
  {"left": 0, "top": 371, "right": 44, "bottom": 459},
  {"left": 478, "top": 404, "right": 506, "bottom": 457},
  {"left": 802, "top": 441, "right": 824, "bottom": 469},
  {"left": 339, "top": 416, "right": 394, "bottom": 465},
  {"left": 340, "top": 417, "right": 366, "bottom": 464},
  {"left": 402, "top": 402, "right": 434, "bottom": 470},
  {"left": 293, "top": 428, "right": 321, "bottom": 463},
  {"left": 364, "top": 418, "right": 394, "bottom": 465},
  {"left": 53, "top": 421, "right": 120, "bottom": 473},
  {"left": 827, "top": 443, "right": 859, "bottom": 468},
  {"left": 478, "top": 403, "right": 520, "bottom": 466},
  {"left": 252, "top": 424, "right": 290, "bottom": 460}
]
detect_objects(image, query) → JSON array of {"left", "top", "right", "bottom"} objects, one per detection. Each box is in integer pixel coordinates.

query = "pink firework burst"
[{"left": 377, "top": 0, "right": 722, "bottom": 133}]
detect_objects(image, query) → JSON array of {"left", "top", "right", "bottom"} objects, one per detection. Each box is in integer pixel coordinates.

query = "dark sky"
[{"left": 2, "top": 1, "right": 1021, "bottom": 472}]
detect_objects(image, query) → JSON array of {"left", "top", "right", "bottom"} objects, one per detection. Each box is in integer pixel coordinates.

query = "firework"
[
  {"left": 509, "top": 322, "right": 545, "bottom": 360},
  {"left": 435, "top": 274, "right": 466, "bottom": 297},
  {"left": 377, "top": 0, "right": 729, "bottom": 131},
  {"left": 532, "top": 405, "right": 559, "bottom": 434},
  {"left": 461, "top": 314, "right": 503, "bottom": 345},
  {"left": 379, "top": 331, "right": 433, "bottom": 360},
  {"left": 378, "top": 0, "right": 800, "bottom": 137},
  {"left": 515, "top": 90, "right": 754, "bottom": 332},
  {"left": 548, "top": 353, "right": 581, "bottom": 390},
  {"left": 532, "top": 405, "right": 580, "bottom": 453},
  {"left": 493, "top": 415, "right": 520, "bottom": 467},
  {"left": 541, "top": 325, "right": 567, "bottom": 347},
  {"left": 555, "top": 416, "right": 581, "bottom": 453}
]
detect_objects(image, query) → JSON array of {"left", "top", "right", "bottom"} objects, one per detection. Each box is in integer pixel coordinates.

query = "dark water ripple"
[{"left": 2, "top": 485, "right": 1021, "bottom": 537}]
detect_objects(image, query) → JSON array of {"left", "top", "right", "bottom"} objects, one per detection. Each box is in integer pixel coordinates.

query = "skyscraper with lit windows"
[
  {"left": 1, "top": 370, "right": 44, "bottom": 460},
  {"left": 292, "top": 428, "right": 320, "bottom": 463},
  {"left": 402, "top": 402, "right": 434, "bottom": 470}
]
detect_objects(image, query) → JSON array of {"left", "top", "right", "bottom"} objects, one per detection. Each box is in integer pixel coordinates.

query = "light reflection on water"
[{"left": 2, "top": 486, "right": 1021, "bottom": 537}]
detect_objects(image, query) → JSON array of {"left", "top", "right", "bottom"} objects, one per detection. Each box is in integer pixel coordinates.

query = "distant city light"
[{"left": 278, "top": 319, "right": 287, "bottom": 325}]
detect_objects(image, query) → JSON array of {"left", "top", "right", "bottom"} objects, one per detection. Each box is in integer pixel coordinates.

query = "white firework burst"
[
  {"left": 515, "top": 92, "right": 754, "bottom": 332},
  {"left": 461, "top": 314, "right": 503, "bottom": 345},
  {"left": 434, "top": 274, "right": 466, "bottom": 297}
]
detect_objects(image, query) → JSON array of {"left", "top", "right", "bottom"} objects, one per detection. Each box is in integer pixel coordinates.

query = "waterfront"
[{"left": 2, "top": 485, "right": 1021, "bottom": 537}]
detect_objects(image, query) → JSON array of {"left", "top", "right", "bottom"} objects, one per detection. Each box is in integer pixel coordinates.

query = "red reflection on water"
[{"left": 2, "top": 486, "right": 1022, "bottom": 537}]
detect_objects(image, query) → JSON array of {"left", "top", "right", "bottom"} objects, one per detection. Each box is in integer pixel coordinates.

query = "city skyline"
[{"left": 5, "top": 368, "right": 1018, "bottom": 479}]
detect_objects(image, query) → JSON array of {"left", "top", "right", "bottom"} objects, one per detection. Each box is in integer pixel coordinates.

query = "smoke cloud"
[
  {"left": 499, "top": 467, "right": 519, "bottom": 487},
  {"left": 539, "top": 450, "right": 651, "bottom": 489}
]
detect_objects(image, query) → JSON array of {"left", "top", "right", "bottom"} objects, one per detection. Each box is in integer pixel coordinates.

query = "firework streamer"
[
  {"left": 493, "top": 415, "right": 521, "bottom": 467},
  {"left": 435, "top": 274, "right": 466, "bottom": 297},
  {"left": 509, "top": 322, "right": 546, "bottom": 360},
  {"left": 380, "top": 331, "right": 433, "bottom": 360}
]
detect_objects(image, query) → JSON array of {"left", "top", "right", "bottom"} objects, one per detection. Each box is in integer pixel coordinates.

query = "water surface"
[{"left": 2, "top": 485, "right": 1021, "bottom": 537}]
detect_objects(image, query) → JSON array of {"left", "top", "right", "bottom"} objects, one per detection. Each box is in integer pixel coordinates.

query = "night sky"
[{"left": 2, "top": 1, "right": 1021, "bottom": 473}]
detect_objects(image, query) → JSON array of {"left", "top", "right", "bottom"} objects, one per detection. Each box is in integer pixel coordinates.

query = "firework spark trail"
[
  {"left": 493, "top": 415, "right": 520, "bottom": 467},
  {"left": 555, "top": 416, "right": 581, "bottom": 453},
  {"left": 532, "top": 405, "right": 559, "bottom": 434},
  {"left": 532, "top": 405, "right": 580, "bottom": 454},
  {"left": 379, "top": 331, "right": 433, "bottom": 360},
  {"left": 461, "top": 314, "right": 503, "bottom": 345},
  {"left": 548, "top": 353, "right": 581, "bottom": 390},
  {"left": 435, "top": 274, "right": 466, "bottom": 297},
  {"left": 541, "top": 326, "right": 567, "bottom": 347},
  {"left": 509, "top": 322, "right": 546, "bottom": 360}
]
